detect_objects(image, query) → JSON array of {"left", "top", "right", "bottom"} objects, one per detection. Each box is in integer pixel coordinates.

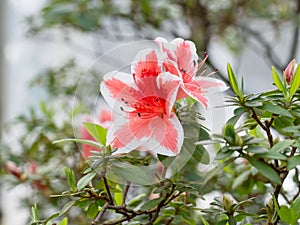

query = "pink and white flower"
[
  {"left": 155, "top": 37, "right": 227, "bottom": 108},
  {"left": 100, "top": 69, "right": 183, "bottom": 156},
  {"left": 284, "top": 59, "right": 298, "bottom": 84}
]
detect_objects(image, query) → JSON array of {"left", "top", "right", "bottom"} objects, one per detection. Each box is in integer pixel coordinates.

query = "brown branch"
[
  {"left": 237, "top": 24, "right": 283, "bottom": 70},
  {"left": 92, "top": 203, "right": 109, "bottom": 225},
  {"left": 122, "top": 182, "right": 131, "bottom": 206}
]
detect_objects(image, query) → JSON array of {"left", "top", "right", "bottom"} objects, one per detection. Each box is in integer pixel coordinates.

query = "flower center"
[{"left": 121, "top": 96, "right": 166, "bottom": 119}]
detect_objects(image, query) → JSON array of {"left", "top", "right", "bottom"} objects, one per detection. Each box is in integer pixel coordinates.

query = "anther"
[
  {"left": 137, "top": 112, "right": 141, "bottom": 117},
  {"left": 155, "top": 98, "right": 159, "bottom": 102},
  {"left": 193, "top": 60, "right": 196, "bottom": 67},
  {"left": 120, "top": 107, "right": 124, "bottom": 111}
]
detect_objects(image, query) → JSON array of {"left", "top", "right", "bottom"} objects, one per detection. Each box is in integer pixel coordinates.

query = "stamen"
[{"left": 137, "top": 112, "right": 141, "bottom": 117}]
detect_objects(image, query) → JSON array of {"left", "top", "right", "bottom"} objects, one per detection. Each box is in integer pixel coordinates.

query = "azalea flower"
[
  {"left": 155, "top": 37, "right": 227, "bottom": 108},
  {"left": 80, "top": 107, "right": 112, "bottom": 159},
  {"left": 284, "top": 59, "right": 298, "bottom": 84},
  {"left": 100, "top": 70, "right": 184, "bottom": 156}
]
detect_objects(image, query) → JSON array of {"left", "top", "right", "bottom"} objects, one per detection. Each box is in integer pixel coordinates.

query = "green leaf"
[
  {"left": 256, "top": 151, "right": 287, "bottom": 160},
  {"left": 245, "top": 156, "right": 281, "bottom": 184},
  {"left": 77, "top": 172, "right": 97, "bottom": 191},
  {"left": 274, "top": 116, "right": 294, "bottom": 135},
  {"left": 199, "top": 214, "right": 210, "bottom": 225},
  {"left": 292, "top": 196, "right": 300, "bottom": 217},
  {"left": 223, "top": 123, "right": 236, "bottom": 145},
  {"left": 111, "top": 162, "right": 150, "bottom": 185},
  {"left": 127, "top": 194, "right": 147, "bottom": 208},
  {"left": 30, "top": 204, "right": 39, "bottom": 222},
  {"left": 271, "top": 140, "right": 295, "bottom": 152},
  {"left": 287, "top": 155, "right": 300, "bottom": 170},
  {"left": 64, "top": 167, "right": 76, "bottom": 192},
  {"left": 246, "top": 146, "right": 268, "bottom": 154},
  {"left": 227, "top": 63, "right": 242, "bottom": 99},
  {"left": 45, "top": 212, "right": 60, "bottom": 223},
  {"left": 290, "top": 65, "right": 300, "bottom": 98},
  {"left": 140, "top": 197, "right": 164, "bottom": 211},
  {"left": 232, "top": 170, "right": 251, "bottom": 189},
  {"left": 157, "top": 154, "right": 175, "bottom": 167},
  {"left": 194, "top": 145, "right": 210, "bottom": 164},
  {"left": 259, "top": 103, "right": 292, "bottom": 118},
  {"left": 278, "top": 205, "right": 295, "bottom": 225},
  {"left": 114, "top": 184, "right": 123, "bottom": 206},
  {"left": 53, "top": 138, "right": 103, "bottom": 149},
  {"left": 83, "top": 122, "right": 107, "bottom": 146},
  {"left": 87, "top": 202, "right": 99, "bottom": 219},
  {"left": 272, "top": 66, "right": 284, "bottom": 92},
  {"left": 59, "top": 201, "right": 76, "bottom": 217},
  {"left": 59, "top": 218, "right": 68, "bottom": 225}
]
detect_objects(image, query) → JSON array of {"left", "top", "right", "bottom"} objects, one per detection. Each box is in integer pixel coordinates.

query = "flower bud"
[
  {"left": 284, "top": 59, "right": 297, "bottom": 84},
  {"left": 4, "top": 161, "right": 25, "bottom": 181},
  {"left": 223, "top": 195, "right": 233, "bottom": 212}
]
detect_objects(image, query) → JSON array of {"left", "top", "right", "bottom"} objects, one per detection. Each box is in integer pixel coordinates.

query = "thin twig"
[
  {"left": 102, "top": 174, "right": 114, "bottom": 205},
  {"left": 92, "top": 203, "right": 109, "bottom": 225},
  {"left": 122, "top": 182, "right": 131, "bottom": 206}
]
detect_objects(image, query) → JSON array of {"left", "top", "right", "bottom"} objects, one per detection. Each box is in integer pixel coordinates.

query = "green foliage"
[{"left": 3, "top": 0, "right": 300, "bottom": 224}]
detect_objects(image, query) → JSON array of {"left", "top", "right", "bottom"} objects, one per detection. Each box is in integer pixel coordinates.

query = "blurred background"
[{"left": 1, "top": 0, "right": 300, "bottom": 224}]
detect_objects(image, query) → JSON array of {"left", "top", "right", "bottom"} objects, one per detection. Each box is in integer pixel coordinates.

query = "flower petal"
[
  {"left": 196, "top": 77, "right": 228, "bottom": 93},
  {"left": 155, "top": 37, "right": 177, "bottom": 62},
  {"left": 107, "top": 116, "right": 142, "bottom": 154},
  {"left": 131, "top": 49, "right": 162, "bottom": 79},
  {"left": 156, "top": 72, "right": 181, "bottom": 115},
  {"left": 100, "top": 71, "right": 142, "bottom": 111},
  {"left": 142, "top": 114, "right": 184, "bottom": 156}
]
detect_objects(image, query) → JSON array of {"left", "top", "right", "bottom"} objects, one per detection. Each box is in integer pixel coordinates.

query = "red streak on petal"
[{"left": 134, "top": 50, "right": 162, "bottom": 78}]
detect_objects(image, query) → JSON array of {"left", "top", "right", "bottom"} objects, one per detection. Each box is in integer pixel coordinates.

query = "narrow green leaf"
[
  {"left": 64, "top": 167, "right": 76, "bottom": 192},
  {"left": 53, "top": 138, "right": 103, "bottom": 149},
  {"left": 246, "top": 146, "right": 268, "bottom": 154},
  {"left": 140, "top": 197, "right": 164, "bottom": 211},
  {"left": 83, "top": 122, "right": 107, "bottom": 146},
  {"left": 289, "top": 65, "right": 300, "bottom": 98},
  {"left": 271, "top": 140, "right": 295, "bottom": 152},
  {"left": 256, "top": 151, "right": 287, "bottom": 160},
  {"left": 77, "top": 172, "right": 97, "bottom": 191},
  {"left": 227, "top": 63, "right": 242, "bottom": 98},
  {"left": 199, "top": 214, "right": 210, "bottom": 225},
  {"left": 259, "top": 103, "right": 292, "bottom": 118},
  {"left": 59, "top": 201, "right": 76, "bottom": 217},
  {"left": 245, "top": 156, "right": 281, "bottom": 184},
  {"left": 45, "top": 212, "right": 60, "bottom": 223},
  {"left": 287, "top": 155, "right": 300, "bottom": 170},
  {"left": 272, "top": 66, "right": 284, "bottom": 91},
  {"left": 127, "top": 194, "right": 147, "bottom": 208},
  {"left": 30, "top": 204, "right": 39, "bottom": 222}
]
